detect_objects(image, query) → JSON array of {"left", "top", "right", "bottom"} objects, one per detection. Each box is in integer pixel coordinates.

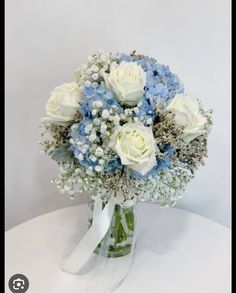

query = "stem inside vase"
[{"left": 88, "top": 201, "right": 135, "bottom": 258}]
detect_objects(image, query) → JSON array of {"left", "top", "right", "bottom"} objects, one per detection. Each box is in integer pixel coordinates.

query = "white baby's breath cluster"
[
  {"left": 74, "top": 50, "right": 118, "bottom": 91},
  {"left": 139, "top": 166, "right": 194, "bottom": 207},
  {"left": 40, "top": 50, "right": 213, "bottom": 207},
  {"left": 70, "top": 107, "right": 126, "bottom": 175}
]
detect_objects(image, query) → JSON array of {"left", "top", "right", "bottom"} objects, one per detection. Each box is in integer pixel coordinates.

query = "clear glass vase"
[{"left": 88, "top": 197, "right": 136, "bottom": 258}]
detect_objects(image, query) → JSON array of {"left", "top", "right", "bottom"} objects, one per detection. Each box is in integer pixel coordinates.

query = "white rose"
[
  {"left": 104, "top": 61, "right": 146, "bottom": 106},
  {"left": 166, "top": 94, "right": 207, "bottom": 144},
  {"left": 41, "top": 82, "right": 81, "bottom": 125},
  {"left": 109, "top": 121, "right": 157, "bottom": 175}
]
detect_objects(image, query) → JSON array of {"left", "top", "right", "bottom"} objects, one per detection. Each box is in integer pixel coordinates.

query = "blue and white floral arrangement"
[{"left": 40, "top": 50, "right": 213, "bottom": 272}]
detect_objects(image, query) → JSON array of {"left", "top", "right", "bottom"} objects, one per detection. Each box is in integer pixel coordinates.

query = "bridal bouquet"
[{"left": 40, "top": 50, "right": 212, "bottom": 272}]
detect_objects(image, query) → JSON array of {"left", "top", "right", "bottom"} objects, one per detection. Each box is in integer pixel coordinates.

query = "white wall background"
[{"left": 5, "top": 0, "right": 231, "bottom": 230}]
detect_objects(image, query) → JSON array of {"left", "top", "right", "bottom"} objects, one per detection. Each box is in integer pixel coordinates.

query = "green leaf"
[{"left": 51, "top": 145, "right": 73, "bottom": 163}]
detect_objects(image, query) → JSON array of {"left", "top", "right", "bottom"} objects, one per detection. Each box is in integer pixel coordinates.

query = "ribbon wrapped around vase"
[
  {"left": 61, "top": 194, "right": 138, "bottom": 292},
  {"left": 61, "top": 196, "right": 116, "bottom": 274}
]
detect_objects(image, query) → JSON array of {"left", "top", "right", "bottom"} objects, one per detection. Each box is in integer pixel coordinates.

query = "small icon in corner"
[{"left": 8, "top": 274, "right": 29, "bottom": 293}]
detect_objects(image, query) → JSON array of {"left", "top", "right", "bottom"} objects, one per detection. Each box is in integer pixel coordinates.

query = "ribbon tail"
[
  {"left": 61, "top": 196, "right": 115, "bottom": 274},
  {"left": 93, "top": 197, "right": 103, "bottom": 221}
]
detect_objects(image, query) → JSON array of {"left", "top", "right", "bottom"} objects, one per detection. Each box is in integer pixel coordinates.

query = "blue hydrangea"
[
  {"left": 69, "top": 55, "right": 183, "bottom": 177},
  {"left": 69, "top": 121, "right": 94, "bottom": 168},
  {"left": 135, "top": 96, "right": 155, "bottom": 124},
  {"left": 73, "top": 118, "right": 92, "bottom": 137},
  {"left": 119, "top": 54, "right": 184, "bottom": 115},
  {"left": 119, "top": 54, "right": 135, "bottom": 63},
  {"left": 80, "top": 85, "right": 123, "bottom": 118},
  {"left": 105, "top": 157, "right": 123, "bottom": 172},
  {"left": 130, "top": 158, "right": 171, "bottom": 180},
  {"left": 69, "top": 85, "right": 125, "bottom": 171}
]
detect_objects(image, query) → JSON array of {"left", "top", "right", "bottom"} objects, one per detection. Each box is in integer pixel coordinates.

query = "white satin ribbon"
[
  {"left": 61, "top": 196, "right": 116, "bottom": 274},
  {"left": 93, "top": 197, "right": 103, "bottom": 221}
]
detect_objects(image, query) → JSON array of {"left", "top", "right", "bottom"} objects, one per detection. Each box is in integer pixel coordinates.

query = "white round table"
[{"left": 5, "top": 204, "right": 231, "bottom": 293}]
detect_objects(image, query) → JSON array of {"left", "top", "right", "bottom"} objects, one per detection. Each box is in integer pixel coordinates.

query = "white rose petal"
[
  {"left": 104, "top": 61, "right": 146, "bottom": 106},
  {"left": 41, "top": 82, "right": 81, "bottom": 125},
  {"left": 109, "top": 121, "right": 157, "bottom": 175},
  {"left": 166, "top": 94, "right": 207, "bottom": 144}
]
